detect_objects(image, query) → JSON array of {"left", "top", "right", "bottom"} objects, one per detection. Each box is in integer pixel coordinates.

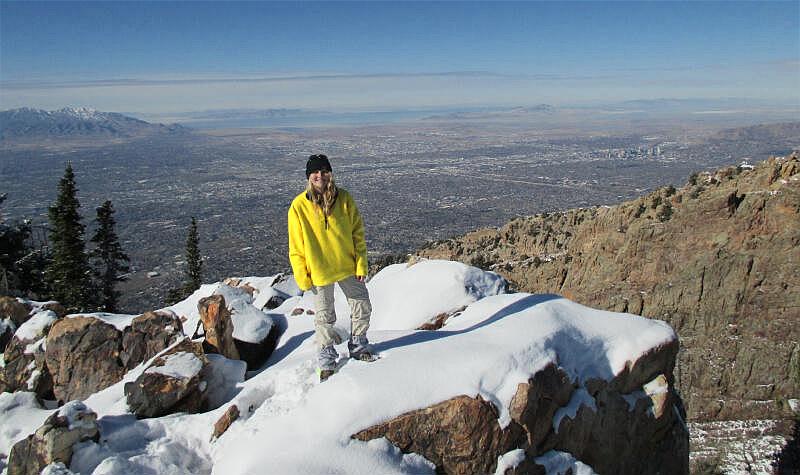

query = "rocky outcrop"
[
  {"left": 6, "top": 401, "right": 99, "bottom": 475},
  {"left": 418, "top": 154, "right": 800, "bottom": 422},
  {"left": 124, "top": 338, "right": 209, "bottom": 418},
  {"left": 2, "top": 310, "right": 58, "bottom": 398},
  {"left": 353, "top": 395, "right": 525, "bottom": 474},
  {"left": 45, "top": 312, "right": 183, "bottom": 403},
  {"left": 354, "top": 345, "right": 687, "bottom": 475},
  {"left": 198, "top": 295, "right": 240, "bottom": 360}
]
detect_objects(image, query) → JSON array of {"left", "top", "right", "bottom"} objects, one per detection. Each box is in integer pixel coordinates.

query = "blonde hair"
[{"left": 306, "top": 174, "right": 337, "bottom": 216}]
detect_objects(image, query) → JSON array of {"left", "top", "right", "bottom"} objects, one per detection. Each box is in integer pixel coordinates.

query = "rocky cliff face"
[{"left": 418, "top": 154, "right": 800, "bottom": 423}]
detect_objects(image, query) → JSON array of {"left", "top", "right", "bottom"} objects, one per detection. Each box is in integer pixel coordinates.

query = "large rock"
[
  {"left": 418, "top": 154, "right": 800, "bottom": 422},
  {"left": 234, "top": 325, "right": 280, "bottom": 371},
  {"left": 6, "top": 400, "right": 99, "bottom": 475},
  {"left": 45, "top": 311, "right": 184, "bottom": 403},
  {"left": 124, "top": 338, "right": 209, "bottom": 418},
  {"left": 199, "top": 291, "right": 280, "bottom": 371},
  {"left": 508, "top": 363, "right": 575, "bottom": 451},
  {"left": 549, "top": 373, "right": 688, "bottom": 475},
  {"left": 198, "top": 295, "right": 240, "bottom": 360},
  {"left": 45, "top": 317, "right": 125, "bottom": 403},
  {"left": 120, "top": 310, "right": 184, "bottom": 369},
  {"left": 353, "top": 395, "right": 525, "bottom": 474},
  {"left": 2, "top": 310, "right": 59, "bottom": 398}
]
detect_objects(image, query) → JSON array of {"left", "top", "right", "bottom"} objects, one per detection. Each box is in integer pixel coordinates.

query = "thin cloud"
[{"left": 0, "top": 70, "right": 615, "bottom": 90}]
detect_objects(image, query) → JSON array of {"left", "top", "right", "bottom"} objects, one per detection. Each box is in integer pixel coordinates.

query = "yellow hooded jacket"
[{"left": 288, "top": 188, "right": 368, "bottom": 291}]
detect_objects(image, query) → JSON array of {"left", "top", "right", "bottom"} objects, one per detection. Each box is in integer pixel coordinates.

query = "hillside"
[
  {"left": 418, "top": 153, "right": 800, "bottom": 426},
  {"left": 0, "top": 107, "right": 188, "bottom": 144}
]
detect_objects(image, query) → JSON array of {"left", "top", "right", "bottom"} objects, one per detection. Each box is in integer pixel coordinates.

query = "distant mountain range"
[
  {"left": 0, "top": 107, "right": 189, "bottom": 142},
  {"left": 422, "top": 104, "right": 556, "bottom": 121}
]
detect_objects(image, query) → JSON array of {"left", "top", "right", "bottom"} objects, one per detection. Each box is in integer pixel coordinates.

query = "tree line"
[{"left": 1, "top": 163, "right": 203, "bottom": 313}]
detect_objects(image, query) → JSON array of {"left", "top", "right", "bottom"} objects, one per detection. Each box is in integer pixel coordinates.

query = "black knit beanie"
[{"left": 306, "top": 154, "right": 332, "bottom": 178}]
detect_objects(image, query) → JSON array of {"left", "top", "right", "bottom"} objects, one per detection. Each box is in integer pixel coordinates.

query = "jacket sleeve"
[
  {"left": 348, "top": 194, "right": 369, "bottom": 277},
  {"left": 288, "top": 204, "right": 313, "bottom": 291}
]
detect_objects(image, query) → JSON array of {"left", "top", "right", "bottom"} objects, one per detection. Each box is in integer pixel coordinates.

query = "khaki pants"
[{"left": 312, "top": 275, "right": 372, "bottom": 349}]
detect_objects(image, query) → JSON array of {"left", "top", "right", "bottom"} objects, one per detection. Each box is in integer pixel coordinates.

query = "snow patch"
[
  {"left": 214, "top": 285, "right": 274, "bottom": 343},
  {"left": 495, "top": 448, "right": 527, "bottom": 474},
  {"left": 368, "top": 259, "right": 506, "bottom": 330},
  {"left": 23, "top": 337, "right": 46, "bottom": 355},
  {"left": 534, "top": 450, "right": 598, "bottom": 475},
  {"left": 146, "top": 352, "right": 203, "bottom": 379},
  {"left": 68, "top": 312, "right": 138, "bottom": 331},
  {"left": 0, "top": 392, "right": 51, "bottom": 462},
  {"left": 15, "top": 310, "right": 57, "bottom": 341},
  {"left": 40, "top": 462, "right": 75, "bottom": 475},
  {"left": 57, "top": 400, "right": 96, "bottom": 431},
  {"left": 553, "top": 388, "right": 597, "bottom": 433}
]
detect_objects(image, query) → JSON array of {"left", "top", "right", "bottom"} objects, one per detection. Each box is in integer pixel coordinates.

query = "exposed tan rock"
[
  {"left": 198, "top": 295, "right": 240, "bottom": 360},
  {"left": 120, "top": 310, "right": 183, "bottom": 368},
  {"left": 418, "top": 155, "right": 800, "bottom": 422},
  {"left": 45, "top": 317, "right": 124, "bottom": 403},
  {"left": 212, "top": 404, "right": 240, "bottom": 440},
  {"left": 508, "top": 363, "right": 574, "bottom": 451},
  {"left": 353, "top": 395, "right": 525, "bottom": 474},
  {"left": 416, "top": 306, "right": 467, "bottom": 330}
]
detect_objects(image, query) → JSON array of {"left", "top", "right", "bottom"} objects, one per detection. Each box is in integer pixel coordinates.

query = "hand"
[{"left": 355, "top": 275, "right": 366, "bottom": 283}]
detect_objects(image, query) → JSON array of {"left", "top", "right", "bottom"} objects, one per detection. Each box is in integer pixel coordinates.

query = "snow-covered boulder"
[
  {"left": 7, "top": 400, "right": 99, "bottom": 475},
  {"left": 124, "top": 338, "right": 210, "bottom": 418},
  {"left": 198, "top": 285, "right": 280, "bottom": 371}
]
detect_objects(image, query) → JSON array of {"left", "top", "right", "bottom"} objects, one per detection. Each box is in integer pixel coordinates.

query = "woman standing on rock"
[{"left": 288, "top": 154, "right": 375, "bottom": 382}]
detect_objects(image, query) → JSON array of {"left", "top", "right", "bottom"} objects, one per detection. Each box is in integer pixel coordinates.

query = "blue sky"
[{"left": 1, "top": 1, "right": 798, "bottom": 114}]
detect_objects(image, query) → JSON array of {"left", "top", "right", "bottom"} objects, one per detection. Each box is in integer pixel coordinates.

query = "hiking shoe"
[
  {"left": 349, "top": 334, "right": 375, "bottom": 361},
  {"left": 318, "top": 369, "right": 335, "bottom": 382},
  {"left": 353, "top": 352, "right": 378, "bottom": 362}
]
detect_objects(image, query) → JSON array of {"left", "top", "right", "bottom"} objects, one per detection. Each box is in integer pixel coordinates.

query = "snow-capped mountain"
[{"left": 0, "top": 107, "right": 188, "bottom": 141}]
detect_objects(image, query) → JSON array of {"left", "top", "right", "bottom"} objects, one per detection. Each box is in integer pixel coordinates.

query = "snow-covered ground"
[
  {"left": 0, "top": 259, "right": 680, "bottom": 475},
  {"left": 690, "top": 419, "right": 792, "bottom": 475}
]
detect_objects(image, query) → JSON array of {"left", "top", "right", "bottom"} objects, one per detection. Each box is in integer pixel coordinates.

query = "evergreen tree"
[
  {"left": 166, "top": 217, "right": 203, "bottom": 304},
  {"left": 45, "top": 163, "right": 93, "bottom": 311},
  {"left": 1, "top": 193, "right": 50, "bottom": 298},
  {"left": 185, "top": 216, "right": 202, "bottom": 292},
  {"left": 89, "top": 200, "right": 130, "bottom": 312}
]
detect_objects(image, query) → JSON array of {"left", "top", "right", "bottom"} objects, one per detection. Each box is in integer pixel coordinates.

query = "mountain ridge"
[{"left": 0, "top": 107, "right": 189, "bottom": 142}]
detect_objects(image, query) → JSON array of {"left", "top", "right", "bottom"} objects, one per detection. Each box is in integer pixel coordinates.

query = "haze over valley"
[{"left": 2, "top": 106, "right": 797, "bottom": 312}]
